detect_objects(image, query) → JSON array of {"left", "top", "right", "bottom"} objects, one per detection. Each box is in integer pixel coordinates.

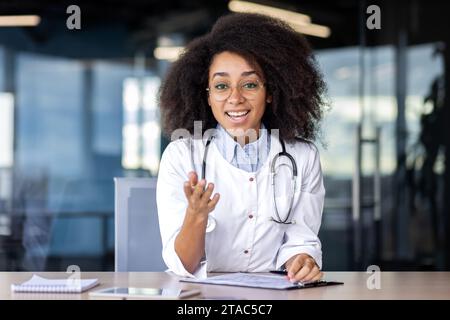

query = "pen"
[{"left": 269, "top": 270, "right": 288, "bottom": 275}]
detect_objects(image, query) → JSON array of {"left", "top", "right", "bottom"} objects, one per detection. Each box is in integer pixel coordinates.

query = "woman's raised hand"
[{"left": 183, "top": 171, "right": 220, "bottom": 220}]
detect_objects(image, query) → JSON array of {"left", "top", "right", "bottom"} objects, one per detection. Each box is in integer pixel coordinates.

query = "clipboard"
[{"left": 180, "top": 272, "right": 344, "bottom": 290}]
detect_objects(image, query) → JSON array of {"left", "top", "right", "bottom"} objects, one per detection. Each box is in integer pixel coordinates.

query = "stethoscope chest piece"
[{"left": 206, "top": 216, "right": 216, "bottom": 233}]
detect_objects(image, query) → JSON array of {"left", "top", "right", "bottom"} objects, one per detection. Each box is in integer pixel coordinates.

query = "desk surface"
[{"left": 1, "top": 272, "right": 450, "bottom": 300}]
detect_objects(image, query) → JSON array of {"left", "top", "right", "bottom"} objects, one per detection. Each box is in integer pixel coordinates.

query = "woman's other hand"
[{"left": 285, "top": 253, "right": 322, "bottom": 283}]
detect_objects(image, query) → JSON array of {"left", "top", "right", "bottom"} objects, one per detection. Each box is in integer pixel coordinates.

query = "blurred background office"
[{"left": 0, "top": 0, "right": 449, "bottom": 272}]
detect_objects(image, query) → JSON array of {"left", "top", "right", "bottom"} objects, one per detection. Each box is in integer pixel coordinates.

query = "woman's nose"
[{"left": 227, "top": 86, "right": 245, "bottom": 104}]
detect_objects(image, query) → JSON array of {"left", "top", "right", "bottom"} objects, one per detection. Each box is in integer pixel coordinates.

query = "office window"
[
  {"left": 6, "top": 52, "right": 159, "bottom": 271},
  {"left": 406, "top": 44, "right": 444, "bottom": 173},
  {"left": 0, "top": 92, "right": 14, "bottom": 168},
  {"left": 122, "top": 76, "right": 161, "bottom": 175},
  {"left": 92, "top": 62, "right": 130, "bottom": 156}
]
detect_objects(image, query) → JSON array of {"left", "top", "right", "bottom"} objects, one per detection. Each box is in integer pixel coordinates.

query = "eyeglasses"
[{"left": 206, "top": 78, "right": 265, "bottom": 102}]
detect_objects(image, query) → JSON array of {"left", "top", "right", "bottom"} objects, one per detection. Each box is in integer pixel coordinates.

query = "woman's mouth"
[{"left": 225, "top": 110, "right": 250, "bottom": 123}]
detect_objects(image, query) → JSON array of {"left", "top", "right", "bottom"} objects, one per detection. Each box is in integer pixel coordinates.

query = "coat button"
[
  {"left": 249, "top": 177, "right": 254, "bottom": 182},
  {"left": 248, "top": 214, "right": 254, "bottom": 219},
  {"left": 244, "top": 250, "right": 249, "bottom": 254}
]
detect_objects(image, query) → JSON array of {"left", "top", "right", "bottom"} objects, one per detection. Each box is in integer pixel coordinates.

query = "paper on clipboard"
[{"left": 180, "top": 273, "right": 343, "bottom": 290}]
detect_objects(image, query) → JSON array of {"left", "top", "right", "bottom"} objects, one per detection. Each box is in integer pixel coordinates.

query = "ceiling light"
[
  {"left": 0, "top": 15, "right": 41, "bottom": 27},
  {"left": 154, "top": 46, "right": 185, "bottom": 61},
  {"left": 228, "top": 1, "right": 331, "bottom": 38},
  {"left": 228, "top": 0, "right": 310, "bottom": 25},
  {"left": 291, "top": 22, "right": 331, "bottom": 38}
]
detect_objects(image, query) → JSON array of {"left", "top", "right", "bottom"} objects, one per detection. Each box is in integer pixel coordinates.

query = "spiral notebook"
[{"left": 11, "top": 274, "right": 100, "bottom": 293}]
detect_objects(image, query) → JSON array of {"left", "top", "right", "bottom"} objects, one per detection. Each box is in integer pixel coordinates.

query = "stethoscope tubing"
[{"left": 194, "top": 134, "right": 298, "bottom": 231}]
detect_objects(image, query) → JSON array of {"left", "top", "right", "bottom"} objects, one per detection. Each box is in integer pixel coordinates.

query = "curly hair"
[{"left": 159, "top": 12, "right": 327, "bottom": 143}]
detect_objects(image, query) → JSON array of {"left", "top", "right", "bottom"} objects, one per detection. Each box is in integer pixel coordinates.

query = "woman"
[{"left": 157, "top": 13, "right": 327, "bottom": 283}]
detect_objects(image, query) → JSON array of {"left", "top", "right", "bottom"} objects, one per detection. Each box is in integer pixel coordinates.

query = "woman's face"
[{"left": 207, "top": 51, "right": 270, "bottom": 139}]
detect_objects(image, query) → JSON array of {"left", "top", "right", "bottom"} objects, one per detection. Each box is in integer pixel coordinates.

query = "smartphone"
[{"left": 89, "top": 287, "right": 201, "bottom": 300}]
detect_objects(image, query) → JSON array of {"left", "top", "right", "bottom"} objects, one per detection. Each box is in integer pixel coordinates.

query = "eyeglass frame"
[{"left": 206, "top": 78, "right": 266, "bottom": 102}]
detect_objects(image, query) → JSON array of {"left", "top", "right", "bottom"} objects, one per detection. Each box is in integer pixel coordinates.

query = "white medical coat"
[{"left": 156, "top": 134, "right": 325, "bottom": 278}]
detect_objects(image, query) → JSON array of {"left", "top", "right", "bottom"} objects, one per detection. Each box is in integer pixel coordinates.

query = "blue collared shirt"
[{"left": 213, "top": 124, "right": 271, "bottom": 173}]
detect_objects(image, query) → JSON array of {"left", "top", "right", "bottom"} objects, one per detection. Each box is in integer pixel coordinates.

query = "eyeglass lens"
[{"left": 209, "top": 78, "right": 263, "bottom": 101}]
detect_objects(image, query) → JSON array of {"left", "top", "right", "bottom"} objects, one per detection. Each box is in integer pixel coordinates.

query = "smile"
[{"left": 225, "top": 110, "right": 250, "bottom": 118}]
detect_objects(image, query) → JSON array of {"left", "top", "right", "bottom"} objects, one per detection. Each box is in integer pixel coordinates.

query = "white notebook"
[{"left": 11, "top": 274, "right": 100, "bottom": 293}]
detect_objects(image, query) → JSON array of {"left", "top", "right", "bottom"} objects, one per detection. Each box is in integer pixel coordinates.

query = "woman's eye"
[
  {"left": 214, "top": 83, "right": 229, "bottom": 90},
  {"left": 242, "top": 82, "right": 258, "bottom": 89}
]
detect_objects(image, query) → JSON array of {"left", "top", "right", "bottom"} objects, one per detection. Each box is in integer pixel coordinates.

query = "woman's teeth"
[{"left": 226, "top": 111, "right": 250, "bottom": 118}]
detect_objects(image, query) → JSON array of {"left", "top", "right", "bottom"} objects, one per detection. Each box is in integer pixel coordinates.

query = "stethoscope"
[{"left": 192, "top": 133, "right": 298, "bottom": 233}]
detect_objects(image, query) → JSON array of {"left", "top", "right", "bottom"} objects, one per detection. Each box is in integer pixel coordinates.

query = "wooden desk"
[{"left": 1, "top": 272, "right": 450, "bottom": 300}]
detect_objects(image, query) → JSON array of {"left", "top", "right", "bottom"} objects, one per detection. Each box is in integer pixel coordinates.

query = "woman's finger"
[
  {"left": 302, "top": 265, "right": 321, "bottom": 282},
  {"left": 191, "top": 179, "right": 206, "bottom": 201},
  {"left": 286, "top": 255, "right": 305, "bottom": 278},
  {"left": 290, "top": 257, "right": 316, "bottom": 282},
  {"left": 188, "top": 171, "right": 198, "bottom": 187},
  {"left": 207, "top": 193, "right": 220, "bottom": 210},
  {"left": 183, "top": 181, "right": 193, "bottom": 199},
  {"left": 312, "top": 272, "right": 323, "bottom": 282},
  {"left": 200, "top": 183, "right": 215, "bottom": 203},
  {"left": 292, "top": 263, "right": 312, "bottom": 282}
]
